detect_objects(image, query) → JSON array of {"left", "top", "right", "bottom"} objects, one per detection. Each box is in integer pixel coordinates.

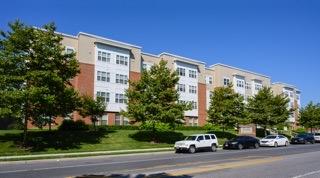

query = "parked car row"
[{"left": 174, "top": 133, "right": 320, "bottom": 154}]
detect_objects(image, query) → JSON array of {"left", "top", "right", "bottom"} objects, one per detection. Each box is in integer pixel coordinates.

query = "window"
[
  {"left": 255, "top": 83, "right": 262, "bottom": 91},
  {"left": 66, "top": 47, "right": 74, "bottom": 54},
  {"left": 210, "top": 135, "right": 216, "bottom": 139},
  {"left": 197, "top": 136, "right": 204, "bottom": 141},
  {"left": 116, "top": 74, "right": 128, "bottom": 84},
  {"left": 297, "top": 94, "right": 300, "bottom": 100},
  {"left": 289, "top": 92, "right": 293, "bottom": 98},
  {"left": 236, "top": 80, "right": 244, "bottom": 88},
  {"left": 142, "top": 63, "right": 147, "bottom": 70},
  {"left": 189, "top": 70, "right": 197, "bottom": 78},
  {"left": 191, "top": 101, "right": 197, "bottom": 109},
  {"left": 116, "top": 55, "right": 128, "bottom": 66},
  {"left": 178, "top": 84, "right": 186, "bottom": 92},
  {"left": 97, "top": 71, "right": 110, "bottom": 82},
  {"left": 115, "top": 93, "right": 127, "bottom": 103},
  {"left": 123, "top": 117, "right": 129, "bottom": 125},
  {"left": 97, "top": 51, "right": 111, "bottom": 62},
  {"left": 177, "top": 67, "right": 185, "bottom": 76},
  {"left": 245, "top": 82, "right": 251, "bottom": 90},
  {"left": 205, "top": 135, "right": 211, "bottom": 140},
  {"left": 115, "top": 114, "right": 121, "bottom": 125},
  {"left": 223, "top": 78, "right": 230, "bottom": 86},
  {"left": 206, "top": 76, "right": 213, "bottom": 85},
  {"left": 178, "top": 100, "right": 187, "bottom": 104},
  {"left": 289, "top": 102, "right": 294, "bottom": 108},
  {"left": 98, "top": 114, "right": 108, "bottom": 125},
  {"left": 96, "top": 91, "right": 110, "bottom": 103},
  {"left": 284, "top": 91, "right": 289, "bottom": 97},
  {"left": 189, "top": 85, "right": 197, "bottom": 94},
  {"left": 188, "top": 117, "right": 198, "bottom": 126}
]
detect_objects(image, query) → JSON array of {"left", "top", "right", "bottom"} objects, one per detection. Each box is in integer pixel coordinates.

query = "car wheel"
[
  {"left": 238, "top": 144, "right": 243, "bottom": 150},
  {"left": 175, "top": 149, "right": 180, "bottom": 153},
  {"left": 311, "top": 140, "right": 315, "bottom": 144},
  {"left": 304, "top": 140, "right": 308, "bottom": 144},
  {"left": 189, "top": 146, "right": 196, "bottom": 154},
  {"left": 274, "top": 142, "right": 278, "bottom": 148},
  {"left": 211, "top": 144, "right": 217, "bottom": 152},
  {"left": 285, "top": 141, "right": 289, "bottom": 147},
  {"left": 254, "top": 143, "right": 259, "bottom": 149}
]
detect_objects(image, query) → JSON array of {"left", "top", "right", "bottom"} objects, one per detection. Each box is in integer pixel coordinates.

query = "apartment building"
[
  {"left": 272, "top": 82, "right": 301, "bottom": 129},
  {"left": 205, "top": 63, "right": 271, "bottom": 106},
  {"left": 57, "top": 31, "right": 300, "bottom": 127},
  {"left": 61, "top": 32, "right": 142, "bottom": 126}
]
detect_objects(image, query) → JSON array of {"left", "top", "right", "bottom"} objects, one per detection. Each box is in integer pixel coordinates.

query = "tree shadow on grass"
[
  {"left": 129, "top": 130, "right": 185, "bottom": 144},
  {"left": 76, "top": 173, "right": 192, "bottom": 178},
  {"left": 0, "top": 129, "right": 115, "bottom": 152}
]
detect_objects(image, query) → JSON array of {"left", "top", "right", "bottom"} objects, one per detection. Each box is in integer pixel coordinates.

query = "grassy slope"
[{"left": 0, "top": 129, "right": 233, "bottom": 156}]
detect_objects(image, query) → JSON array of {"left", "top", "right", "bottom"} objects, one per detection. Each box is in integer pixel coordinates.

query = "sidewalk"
[{"left": 0, "top": 147, "right": 173, "bottom": 161}]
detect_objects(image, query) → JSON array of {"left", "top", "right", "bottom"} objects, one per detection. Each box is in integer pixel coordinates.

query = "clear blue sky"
[{"left": 1, "top": 0, "right": 319, "bottom": 106}]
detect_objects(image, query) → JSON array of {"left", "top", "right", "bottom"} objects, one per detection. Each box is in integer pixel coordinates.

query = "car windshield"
[
  {"left": 314, "top": 133, "right": 320, "bottom": 136},
  {"left": 185, "top": 136, "right": 197, "bottom": 141},
  {"left": 264, "top": 136, "right": 277, "bottom": 139}
]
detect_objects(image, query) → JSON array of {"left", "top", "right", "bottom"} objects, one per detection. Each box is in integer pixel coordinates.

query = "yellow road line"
[{"left": 168, "top": 156, "right": 283, "bottom": 176}]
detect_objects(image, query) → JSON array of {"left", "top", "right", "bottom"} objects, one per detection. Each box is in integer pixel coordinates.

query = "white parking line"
[{"left": 292, "top": 170, "right": 320, "bottom": 178}]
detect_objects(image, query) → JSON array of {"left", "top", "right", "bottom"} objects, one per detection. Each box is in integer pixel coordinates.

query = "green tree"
[
  {"left": 79, "top": 95, "right": 106, "bottom": 131},
  {"left": 247, "top": 87, "right": 290, "bottom": 136},
  {"left": 122, "top": 60, "right": 190, "bottom": 141},
  {"left": 299, "top": 102, "right": 320, "bottom": 133},
  {"left": 0, "top": 20, "right": 80, "bottom": 145},
  {"left": 207, "top": 85, "right": 246, "bottom": 134}
]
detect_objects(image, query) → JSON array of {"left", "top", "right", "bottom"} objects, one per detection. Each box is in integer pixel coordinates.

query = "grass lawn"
[{"left": 0, "top": 129, "right": 235, "bottom": 156}]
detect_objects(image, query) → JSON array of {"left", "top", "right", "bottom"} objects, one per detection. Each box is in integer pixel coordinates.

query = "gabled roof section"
[
  {"left": 272, "top": 82, "right": 299, "bottom": 90},
  {"left": 210, "top": 63, "right": 270, "bottom": 79},
  {"left": 141, "top": 52, "right": 159, "bottom": 58},
  {"left": 78, "top": 32, "right": 142, "bottom": 49},
  {"left": 159, "top": 52, "right": 206, "bottom": 65}
]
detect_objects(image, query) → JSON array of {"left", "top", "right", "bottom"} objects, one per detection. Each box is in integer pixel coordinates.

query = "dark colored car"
[
  {"left": 223, "top": 136, "right": 260, "bottom": 150},
  {"left": 291, "top": 133, "right": 315, "bottom": 144}
]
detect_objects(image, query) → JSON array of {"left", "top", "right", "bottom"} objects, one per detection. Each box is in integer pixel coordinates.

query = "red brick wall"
[
  {"left": 71, "top": 63, "right": 95, "bottom": 97},
  {"left": 108, "top": 112, "right": 115, "bottom": 125},
  {"left": 129, "top": 71, "right": 141, "bottom": 82},
  {"left": 198, "top": 83, "right": 207, "bottom": 126}
]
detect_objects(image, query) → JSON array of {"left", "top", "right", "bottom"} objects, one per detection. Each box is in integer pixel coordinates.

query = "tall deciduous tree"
[
  {"left": 207, "top": 85, "right": 246, "bottom": 133},
  {"left": 79, "top": 95, "right": 106, "bottom": 130},
  {"left": 0, "top": 20, "right": 80, "bottom": 145},
  {"left": 122, "top": 60, "right": 190, "bottom": 140},
  {"left": 299, "top": 102, "right": 320, "bottom": 132},
  {"left": 247, "top": 87, "right": 290, "bottom": 136}
]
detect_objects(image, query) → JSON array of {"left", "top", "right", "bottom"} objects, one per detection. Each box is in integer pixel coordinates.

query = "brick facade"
[{"left": 198, "top": 83, "right": 207, "bottom": 126}]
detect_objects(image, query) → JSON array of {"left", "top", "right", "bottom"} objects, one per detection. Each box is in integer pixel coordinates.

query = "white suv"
[{"left": 174, "top": 134, "right": 219, "bottom": 153}]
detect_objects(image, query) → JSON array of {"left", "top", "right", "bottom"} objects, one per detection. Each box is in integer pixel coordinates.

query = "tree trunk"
[
  {"left": 48, "top": 116, "right": 52, "bottom": 131},
  {"left": 23, "top": 114, "right": 28, "bottom": 147},
  {"left": 264, "top": 127, "right": 267, "bottom": 137},
  {"left": 93, "top": 117, "right": 96, "bottom": 131},
  {"left": 222, "top": 125, "right": 225, "bottom": 137},
  {"left": 152, "top": 121, "right": 156, "bottom": 143}
]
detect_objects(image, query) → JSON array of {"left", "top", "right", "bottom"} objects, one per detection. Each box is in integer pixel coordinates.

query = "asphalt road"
[{"left": 1, "top": 144, "right": 320, "bottom": 178}]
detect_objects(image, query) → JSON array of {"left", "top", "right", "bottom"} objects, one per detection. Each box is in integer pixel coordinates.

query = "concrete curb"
[{"left": 0, "top": 148, "right": 173, "bottom": 161}]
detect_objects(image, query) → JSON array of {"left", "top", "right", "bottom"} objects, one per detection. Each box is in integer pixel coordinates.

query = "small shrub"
[
  {"left": 129, "top": 130, "right": 185, "bottom": 144},
  {"left": 139, "top": 121, "right": 172, "bottom": 131},
  {"left": 256, "top": 128, "right": 271, "bottom": 138},
  {"left": 94, "top": 125, "right": 139, "bottom": 130},
  {"left": 58, "top": 120, "right": 89, "bottom": 131},
  {"left": 294, "top": 127, "right": 306, "bottom": 134}
]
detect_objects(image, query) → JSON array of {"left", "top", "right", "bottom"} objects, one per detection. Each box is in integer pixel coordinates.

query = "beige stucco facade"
[{"left": 272, "top": 82, "right": 301, "bottom": 129}]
